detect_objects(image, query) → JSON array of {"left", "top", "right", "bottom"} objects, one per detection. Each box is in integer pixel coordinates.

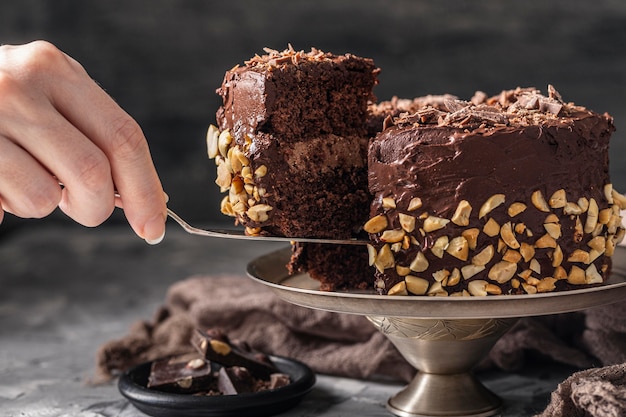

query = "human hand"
[{"left": 0, "top": 40, "right": 167, "bottom": 244}]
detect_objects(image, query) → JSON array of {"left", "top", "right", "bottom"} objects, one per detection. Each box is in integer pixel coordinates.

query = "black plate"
[{"left": 118, "top": 356, "right": 316, "bottom": 417}]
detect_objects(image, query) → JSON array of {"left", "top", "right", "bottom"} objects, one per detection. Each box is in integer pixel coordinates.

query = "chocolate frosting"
[{"left": 367, "top": 86, "right": 619, "bottom": 295}]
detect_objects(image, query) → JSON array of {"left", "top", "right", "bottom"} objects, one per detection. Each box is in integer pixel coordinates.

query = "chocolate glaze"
[{"left": 368, "top": 86, "right": 620, "bottom": 295}]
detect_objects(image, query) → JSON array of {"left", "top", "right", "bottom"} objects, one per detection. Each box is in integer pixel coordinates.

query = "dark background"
[{"left": 1, "top": 0, "right": 625, "bottom": 231}]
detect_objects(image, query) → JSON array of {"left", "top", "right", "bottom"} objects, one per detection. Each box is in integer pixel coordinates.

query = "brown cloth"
[{"left": 96, "top": 274, "right": 626, "bottom": 415}]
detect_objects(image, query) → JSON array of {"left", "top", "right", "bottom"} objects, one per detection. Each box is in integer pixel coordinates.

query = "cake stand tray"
[{"left": 247, "top": 246, "right": 626, "bottom": 417}]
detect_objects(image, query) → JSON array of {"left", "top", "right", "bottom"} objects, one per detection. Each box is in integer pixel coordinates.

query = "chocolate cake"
[
  {"left": 207, "top": 46, "right": 379, "bottom": 239},
  {"left": 207, "top": 48, "right": 625, "bottom": 296},
  {"left": 366, "top": 86, "right": 625, "bottom": 296}
]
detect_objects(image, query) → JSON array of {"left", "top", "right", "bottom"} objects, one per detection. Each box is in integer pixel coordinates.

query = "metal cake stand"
[{"left": 247, "top": 246, "right": 626, "bottom": 417}]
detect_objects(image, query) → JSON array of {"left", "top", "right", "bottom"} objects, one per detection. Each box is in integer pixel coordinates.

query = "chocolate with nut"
[
  {"left": 147, "top": 353, "right": 214, "bottom": 394},
  {"left": 147, "top": 328, "right": 290, "bottom": 396},
  {"left": 190, "top": 328, "right": 279, "bottom": 380}
]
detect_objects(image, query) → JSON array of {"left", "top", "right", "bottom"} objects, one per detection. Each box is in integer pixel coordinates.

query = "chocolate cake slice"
[{"left": 208, "top": 46, "right": 379, "bottom": 239}]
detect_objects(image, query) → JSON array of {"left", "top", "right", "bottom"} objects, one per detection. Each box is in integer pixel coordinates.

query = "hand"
[{"left": 0, "top": 41, "right": 167, "bottom": 244}]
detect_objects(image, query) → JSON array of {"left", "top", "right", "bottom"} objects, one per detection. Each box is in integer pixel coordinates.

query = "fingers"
[
  {"left": 0, "top": 41, "right": 166, "bottom": 242},
  {"left": 0, "top": 135, "right": 62, "bottom": 219}
]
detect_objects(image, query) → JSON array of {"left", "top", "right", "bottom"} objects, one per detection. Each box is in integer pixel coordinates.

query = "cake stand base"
[
  {"left": 387, "top": 372, "right": 501, "bottom": 417},
  {"left": 368, "top": 316, "right": 515, "bottom": 417}
]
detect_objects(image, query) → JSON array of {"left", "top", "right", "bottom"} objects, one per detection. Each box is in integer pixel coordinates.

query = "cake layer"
[{"left": 366, "top": 86, "right": 625, "bottom": 296}]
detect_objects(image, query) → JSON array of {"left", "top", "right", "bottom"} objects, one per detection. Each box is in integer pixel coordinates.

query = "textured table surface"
[{"left": 0, "top": 223, "right": 577, "bottom": 417}]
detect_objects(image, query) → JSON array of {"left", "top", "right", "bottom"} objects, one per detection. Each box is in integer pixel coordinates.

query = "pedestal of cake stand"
[
  {"left": 246, "top": 246, "right": 626, "bottom": 417},
  {"left": 367, "top": 316, "right": 515, "bottom": 417}
]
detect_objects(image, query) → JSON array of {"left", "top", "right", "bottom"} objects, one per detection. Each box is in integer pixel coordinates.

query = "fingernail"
[
  {"left": 144, "top": 214, "right": 166, "bottom": 245},
  {"left": 164, "top": 191, "right": 170, "bottom": 204}
]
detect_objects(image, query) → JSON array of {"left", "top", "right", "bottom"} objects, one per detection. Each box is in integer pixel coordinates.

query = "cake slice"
[{"left": 208, "top": 46, "right": 379, "bottom": 239}]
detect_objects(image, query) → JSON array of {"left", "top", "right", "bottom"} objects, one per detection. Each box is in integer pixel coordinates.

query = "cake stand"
[{"left": 247, "top": 246, "right": 626, "bottom": 417}]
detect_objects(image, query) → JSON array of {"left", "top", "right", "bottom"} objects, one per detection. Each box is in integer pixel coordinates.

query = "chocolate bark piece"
[
  {"left": 217, "top": 366, "right": 255, "bottom": 395},
  {"left": 191, "top": 329, "right": 278, "bottom": 379},
  {"left": 147, "top": 353, "right": 214, "bottom": 393}
]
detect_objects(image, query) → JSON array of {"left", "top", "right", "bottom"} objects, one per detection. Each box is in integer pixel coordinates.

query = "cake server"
[{"left": 166, "top": 207, "right": 368, "bottom": 245}]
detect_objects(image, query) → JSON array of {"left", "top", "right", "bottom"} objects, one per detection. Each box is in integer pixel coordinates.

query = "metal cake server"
[
  {"left": 57, "top": 182, "right": 366, "bottom": 245},
  {"left": 166, "top": 208, "right": 368, "bottom": 245}
]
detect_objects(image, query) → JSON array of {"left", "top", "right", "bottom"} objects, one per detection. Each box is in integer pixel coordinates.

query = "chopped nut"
[
  {"left": 520, "top": 242, "right": 535, "bottom": 262},
  {"left": 563, "top": 202, "right": 583, "bottom": 215},
  {"left": 451, "top": 200, "right": 472, "bottom": 226},
  {"left": 567, "top": 249, "right": 590, "bottom": 264},
  {"left": 502, "top": 249, "right": 522, "bottom": 264},
  {"left": 604, "top": 184, "right": 614, "bottom": 204},
  {"left": 405, "top": 276, "right": 429, "bottom": 295},
  {"left": 585, "top": 263, "right": 603, "bottom": 284},
  {"left": 584, "top": 198, "right": 599, "bottom": 234},
  {"left": 187, "top": 358, "right": 206, "bottom": 370},
  {"left": 462, "top": 228, "right": 480, "bottom": 250},
  {"left": 611, "top": 189, "right": 626, "bottom": 210},
  {"left": 399, "top": 213, "right": 416, "bottom": 233},
  {"left": 549, "top": 189, "right": 567, "bottom": 208},
  {"left": 535, "top": 234, "right": 557, "bottom": 249},
  {"left": 409, "top": 251, "right": 429, "bottom": 272},
  {"left": 396, "top": 265, "right": 411, "bottom": 276},
  {"left": 364, "top": 215, "right": 388, "bottom": 234},
  {"left": 468, "top": 280, "right": 489, "bottom": 296},
  {"left": 374, "top": 244, "right": 395, "bottom": 272},
  {"left": 461, "top": 264, "right": 486, "bottom": 280},
  {"left": 220, "top": 196, "right": 234, "bottom": 217},
  {"left": 544, "top": 223, "right": 562, "bottom": 240},
  {"left": 382, "top": 197, "right": 396, "bottom": 209},
  {"left": 432, "top": 269, "right": 450, "bottom": 283},
  {"left": 508, "top": 202, "right": 527, "bottom": 217},
  {"left": 367, "top": 244, "right": 377, "bottom": 266},
  {"left": 446, "top": 236, "right": 469, "bottom": 261},
  {"left": 427, "top": 282, "right": 448, "bottom": 297},
  {"left": 574, "top": 216, "right": 584, "bottom": 242},
  {"left": 381, "top": 229, "right": 406, "bottom": 243},
  {"left": 531, "top": 190, "right": 550, "bottom": 212},
  {"left": 554, "top": 265, "right": 568, "bottom": 280},
  {"left": 567, "top": 265, "right": 586, "bottom": 285},
  {"left": 599, "top": 208, "right": 612, "bottom": 225},
  {"left": 472, "top": 245, "right": 495, "bottom": 266},
  {"left": 551, "top": 245, "right": 563, "bottom": 267},
  {"left": 391, "top": 242, "right": 402, "bottom": 253},
  {"left": 246, "top": 204, "right": 272, "bottom": 222},
  {"left": 483, "top": 218, "right": 501, "bottom": 237},
  {"left": 431, "top": 236, "right": 449, "bottom": 258},
  {"left": 407, "top": 197, "right": 423, "bottom": 211},
  {"left": 515, "top": 223, "right": 527, "bottom": 234},
  {"left": 206, "top": 125, "right": 220, "bottom": 159},
  {"left": 215, "top": 161, "right": 233, "bottom": 192},
  {"left": 388, "top": 281, "right": 408, "bottom": 296},
  {"left": 545, "top": 214, "right": 560, "bottom": 223},
  {"left": 254, "top": 165, "right": 268, "bottom": 178},
  {"left": 423, "top": 216, "right": 450, "bottom": 232},
  {"left": 488, "top": 261, "right": 517, "bottom": 283},
  {"left": 479, "top": 194, "right": 506, "bottom": 219},
  {"left": 529, "top": 259, "right": 541, "bottom": 274},
  {"left": 587, "top": 236, "right": 606, "bottom": 252},
  {"left": 511, "top": 278, "right": 521, "bottom": 289},
  {"left": 578, "top": 197, "right": 590, "bottom": 213},
  {"left": 447, "top": 268, "right": 461, "bottom": 286},
  {"left": 218, "top": 130, "right": 233, "bottom": 158},
  {"left": 211, "top": 339, "right": 232, "bottom": 355},
  {"left": 245, "top": 226, "right": 261, "bottom": 236},
  {"left": 518, "top": 269, "right": 533, "bottom": 280},
  {"left": 500, "top": 222, "right": 520, "bottom": 249},
  {"left": 522, "top": 283, "right": 538, "bottom": 294},
  {"left": 485, "top": 283, "right": 502, "bottom": 295},
  {"left": 588, "top": 249, "right": 602, "bottom": 263}
]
